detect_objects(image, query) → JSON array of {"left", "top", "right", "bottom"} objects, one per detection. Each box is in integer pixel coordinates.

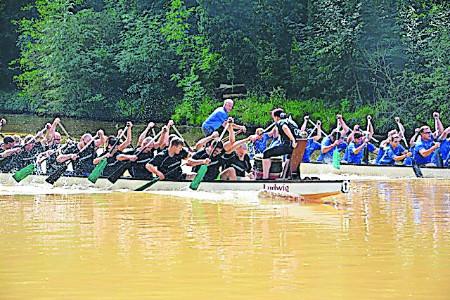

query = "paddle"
[
  {"left": 332, "top": 120, "right": 341, "bottom": 169},
  {"left": 107, "top": 130, "right": 163, "bottom": 184},
  {"left": 88, "top": 127, "right": 128, "bottom": 184},
  {"left": 134, "top": 163, "right": 187, "bottom": 191},
  {"left": 189, "top": 123, "right": 230, "bottom": 190},
  {"left": 434, "top": 117, "right": 444, "bottom": 168},
  {"left": 172, "top": 125, "right": 192, "bottom": 150},
  {"left": 46, "top": 134, "right": 98, "bottom": 184},
  {"left": 362, "top": 116, "right": 371, "bottom": 164},
  {"left": 12, "top": 128, "right": 48, "bottom": 182},
  {"left": 396, "top": 119, "right": 422, "bottom": 178}
]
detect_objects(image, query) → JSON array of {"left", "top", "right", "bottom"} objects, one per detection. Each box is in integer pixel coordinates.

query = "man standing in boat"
[
  {"left": 201, "top": 99, "right": 246, "bottom": 136},
  {"left": 261, "top": 108, "right": 302, "bottom": 180}
]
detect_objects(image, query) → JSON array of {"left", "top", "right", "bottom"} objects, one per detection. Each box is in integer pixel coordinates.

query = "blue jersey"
[
  {"left": 439, "top": 139, "right": 449, "bottom": 167},
  {"left": 346, "top": 141, "right": 377, "bottom": 164},
  {"left": 375, "top": 143, "right": 388, "bottom": 164},
  {"left": 303, "top": 138, "right": 321, "bottom": 162},
  {"left": 317, "top": 136, "right": 347, "bottom": 163},
  {"left": 414, "top": 139, "right": 435, "bottom": 165},
  {"left": 378, "top": 144, "right": 406, "bottom": 165},
  {"left": 202, "top": 107, "right": 228, "bottom": 132},
  {"left": 253, "top": 133, "right": 271, "bottom": 155}
]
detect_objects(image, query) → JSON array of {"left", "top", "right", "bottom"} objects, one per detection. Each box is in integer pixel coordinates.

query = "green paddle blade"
[
  {"left": 107, "top": 161, "right": 131, "bottom": 184},
  {"left": 189, "top": 165, "right": 208, "bottom": 190},
  {"left": 12, "top": 164, "right": 36, "bottom": 182},
  {"left": 135, "top": 177, "right": 160, "bottom": 191},
  {"left": 332, "top": 148, "right": 341, "bottom": 169},
  {"left": 88, "top": 158, "right": 107, "bottom": 184},
  {"left": 45, "top": 163, "right": 68, "bottom": 185}
]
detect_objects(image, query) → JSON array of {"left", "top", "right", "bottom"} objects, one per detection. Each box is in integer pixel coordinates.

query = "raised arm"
[
  {"left": 347, "top": 125, "right": 359, "bottom": 144},
  {"left": 438, "top": 127, "right": 450, "bottom": 141},
  {"left": 337, "top": 114, "right": 350, "bottom": 137},
  {"left": 118, "top": 122, "right": 133, "bottom": 151},
  {"left": 223, "top": 119, "right": 235, "bottom": 152},
  {"left": 409, "top": 128, "right": 420, "bottom": 148},
  {"left": 312, "top": 120, "right": 322, "bottom": 142},
  {"left": 138, "top": 122, "right": 155, "bottom": 146},
  {"left": 433, "top": 112, "right": 444, "bottom": 137},
  {"left": 195, "top": 131, "right": 219, "bottom": 151},
  {"left": 367, "top": 115, "right": 374, "bottom": 140},
  {"left": 94, "top": 130, "right": 107, "bottom": 148},
  {"left": 300, "top": 116, "right": 309, "bottom": 132}
]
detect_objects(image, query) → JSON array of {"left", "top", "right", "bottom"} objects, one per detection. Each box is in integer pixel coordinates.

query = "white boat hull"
[
  {"left": 300, "top": 162, "right": 450, "bottom": 179},
  {"left": 0, "top": 172, "right": 348, "bottom": 198}
]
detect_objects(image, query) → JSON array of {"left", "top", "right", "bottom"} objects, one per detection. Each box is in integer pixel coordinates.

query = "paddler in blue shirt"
[
  {"left": 378, "top": 134, "right": 411, "bottom": 165},
  {"left": 413, "top": 126, "right": 440, "bottom": 166}
]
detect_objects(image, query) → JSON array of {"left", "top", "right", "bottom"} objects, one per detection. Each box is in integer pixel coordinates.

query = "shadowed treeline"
[{"left": 0, "top": 0, "right": 448, "bottom": 132}]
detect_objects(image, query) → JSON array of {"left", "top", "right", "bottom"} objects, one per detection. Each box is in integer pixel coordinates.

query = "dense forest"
[{"left": 0, "top": 0, "right": 448, "bottom": 132}]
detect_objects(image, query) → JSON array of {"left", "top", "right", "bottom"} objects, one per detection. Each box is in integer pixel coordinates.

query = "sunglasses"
[{"left": 423, "top": 131, "right": 432, "bottom": 134}]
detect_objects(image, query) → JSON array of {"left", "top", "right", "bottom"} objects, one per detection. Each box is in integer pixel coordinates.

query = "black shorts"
[{"left": 262, "top": 143, "right": 293, "bottom": 159}]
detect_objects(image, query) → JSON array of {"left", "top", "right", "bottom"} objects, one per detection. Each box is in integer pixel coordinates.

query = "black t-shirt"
[
  {"left": 0, "top": 146, "right": 18, "bottom": 172},
  {"left": 276, "top": 118, "right": 301, "bottom": 144},
  {"left": 149, "top": 148, "right": 188, "bottom": 180},
  {"left": 63, "top": 143, "right": 97, "bottom": 175},
  {"left": 98, "top": 150, "right": 122, "bottom": 177},
  {"left": 123, "top": 148, "right": 155, "bottom": 179},
  {"left": 223, "top": 151, "right": 252, "bottom": 177},
  {"left": 191, "top": 148, "right": 225, "bottom": 181},
  {"left": 12, "top": 148, "right": 36, "bottom": 171}
]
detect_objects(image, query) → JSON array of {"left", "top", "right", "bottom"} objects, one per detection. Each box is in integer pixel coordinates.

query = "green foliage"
[{"left": 0, "top": 0, "right": 447, "bottom": 133}]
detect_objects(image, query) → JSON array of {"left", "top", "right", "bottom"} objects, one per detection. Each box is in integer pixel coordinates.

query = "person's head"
[
  {"left": 53, "top": 132, "right": 62, "bottom": 145},
  {"left": 12, "top": 135, "right": 21, "bottom": 146},
  {"left": 169, "top": 137, "right": 184, "bottom": 154},
  {"left": 23, "top": 135, "right": 35, "bottom": 151},
  {"left": 330, "top": 129, "right": 341, "bottom": 142},
  {"left": 142, "top": 137, "right": 154, "bottom": 151},
  {"left": 236, "top": 142, "right": 248, "bottom": 156},
  {"left": 80, "top": 133, "right": 92, "bottom": 148},
  {"left": 419, "top": 126, "right": 432, "bottom": 141},
  {"left": 224, "top": 99, "right": 234, "bottom": 113},
  {"left": 388, "top": 129, "right": 397, "bottom": 137},
  {"left": 390, "top": 134, "right": 401, "bottom": 148},
  {"left": 353, "top": 132, "right": 363, "bottom": 143},
  {"left": 2, "top": 136, "right": 14, "bottom": 149},
  {"left": 255, "top": 128, "right": 264, "bottom": 140},
  {"left": 107, "top": 136, "right": 119, "bottom": 150},
  {"left": 208, "top": 141, "right": 224, "bottom": 157},
  {"left": 270, "top": 108, "right": 286, "bottom": 121}
]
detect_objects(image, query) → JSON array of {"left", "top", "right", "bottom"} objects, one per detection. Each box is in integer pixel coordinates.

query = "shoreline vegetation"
[{"left": 0, "top": 0, "right": 448, "bottom": 134}]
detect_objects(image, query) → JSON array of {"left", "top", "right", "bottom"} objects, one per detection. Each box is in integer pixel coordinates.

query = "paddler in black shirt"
[
  {"left": 0, "top": 136, "right": 22, "bottom": 172},
  {"left": 146, "top": 137, "right": 197, "bottom": 180},
  {"left": 93, "top": 122, "right": 135, "bottom": 177},
  {"left": 57, "top": 131, "right": 106, "bottom": 176}
]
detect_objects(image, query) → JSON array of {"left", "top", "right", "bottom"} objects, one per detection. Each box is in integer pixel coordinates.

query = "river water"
[
  {"left": 0, "top": 179, "right": 449, "bottom": 299},
  {"left": 1, "top": 114, "right": 449, "bottom": 299}
]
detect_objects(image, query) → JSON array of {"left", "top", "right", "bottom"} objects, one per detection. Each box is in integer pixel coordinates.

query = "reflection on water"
[{"left": 1, "top": 180, "right": 449, "bottom": 299}]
